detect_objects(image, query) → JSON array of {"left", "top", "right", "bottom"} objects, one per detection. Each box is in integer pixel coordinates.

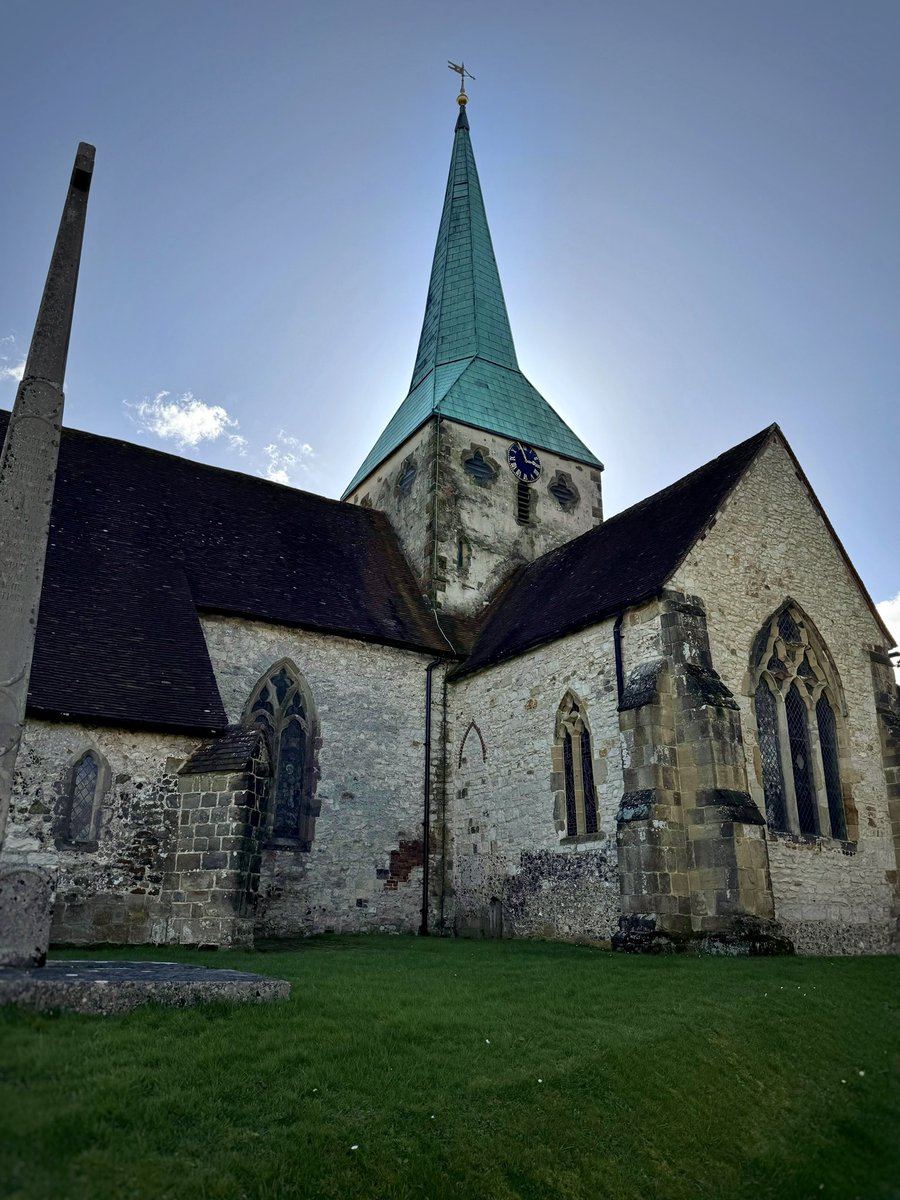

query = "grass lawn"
[{"left": 1, "top": 937, "right": 898, "bottom": 1200}]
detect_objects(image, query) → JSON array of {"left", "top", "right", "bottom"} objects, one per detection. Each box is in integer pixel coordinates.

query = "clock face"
[{"left": 507, "top": 441, "right": 542, "bottom": 483}]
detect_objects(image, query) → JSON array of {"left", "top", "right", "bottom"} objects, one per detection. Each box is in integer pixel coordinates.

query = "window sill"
[
  {"left": 263, "top": 837, "right": 312, "bottom": 852},
  {"left": 767, "top": 829, "right": 857, "bottom": 855},
  {"left": 55, "top": 839, "right": 99, "bottom": 852},
  {"left": 559, "top": 832, "right": 606, "bottom": 846}
]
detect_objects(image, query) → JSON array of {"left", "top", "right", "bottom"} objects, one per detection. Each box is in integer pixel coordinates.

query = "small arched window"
[
  {"left": 750, "top": 603, "right": 850, "bottom": 840},
  {"left": 63, "top": 750, "right": 104, "bottom": 845},
  {"left": 243, "top": 660, "right": 319, "bottom": 848},
  {"left": 555, "top": 693, "right": 599, "bottom": 837}
]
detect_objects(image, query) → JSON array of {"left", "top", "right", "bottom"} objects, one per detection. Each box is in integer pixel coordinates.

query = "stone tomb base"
[{"left": 0, "top": 960, "right": 290, "bottom": 1013}]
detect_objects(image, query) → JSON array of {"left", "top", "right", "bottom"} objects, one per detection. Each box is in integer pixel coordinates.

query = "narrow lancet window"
[
  {"left": 555, "top": 693, "right": 600, "bottom": 838},
  {"left": 785, "top": 683, "right": 818, "bottom": 835},
  {"left": 754, "top": 681, "right": 787, "bottom": 831},
  {"left": 68, "top": 751, "right": 99, "bottom": 843},
  {"left": 816, "top": 694, "right": 846, "bottom": 840}
]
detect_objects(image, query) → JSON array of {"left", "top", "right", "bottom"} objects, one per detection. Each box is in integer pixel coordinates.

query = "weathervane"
[{"left": 448, "top": 60, "right": 475, "bottom": 105}]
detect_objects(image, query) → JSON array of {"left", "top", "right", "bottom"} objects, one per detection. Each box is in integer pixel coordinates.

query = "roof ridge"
[{"left": 2, "top": 410, "right": 347, "bottom": 510}]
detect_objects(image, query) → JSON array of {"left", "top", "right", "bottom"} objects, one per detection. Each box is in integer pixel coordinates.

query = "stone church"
[{"left": 3, "top": 95, "right": 899, "bottom": 957}]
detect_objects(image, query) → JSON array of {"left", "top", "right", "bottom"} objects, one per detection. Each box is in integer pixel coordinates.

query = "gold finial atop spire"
[{"left": 448, "top": 60, "right": 475, "bottom": 105}]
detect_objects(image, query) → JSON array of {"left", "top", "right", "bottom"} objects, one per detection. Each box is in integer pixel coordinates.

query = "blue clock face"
[{"left": 507, "top": 441, "right": 542, "bottom": 483}]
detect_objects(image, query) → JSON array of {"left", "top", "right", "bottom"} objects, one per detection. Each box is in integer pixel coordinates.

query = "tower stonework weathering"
[{"left": 343, "top": 99, "right": 603, "bottom": 615}]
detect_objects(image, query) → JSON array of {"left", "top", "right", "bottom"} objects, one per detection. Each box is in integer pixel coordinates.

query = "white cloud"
[
  {"left": 260, "top": 430, "right": 315, "bottom": 485},
  {"left": 0, "top": 358, "right": 25, "bottom": 384},
  {"left": 126, "top": 391, "right": 241, "bottom": 449},
  {"left": 876, "top": 592, "right": 900, "bottom": 682},
  {"left": 0, "top": 334, "right": 25, "bottom": 385}
]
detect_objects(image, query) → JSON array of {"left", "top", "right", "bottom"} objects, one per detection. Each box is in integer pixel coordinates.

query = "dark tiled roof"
[
  {"left": 179, "top": 726, "right": 262, "bottom": 775},
  {"left": 456, "top": 426, "right": 776, "bottom": 677},
  {"left": 1, "top": 414, "right": 449, "bottom": 732}
]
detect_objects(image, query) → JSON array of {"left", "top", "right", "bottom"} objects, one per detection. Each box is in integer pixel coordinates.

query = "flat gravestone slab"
[{"left": 0, "top": 960, "right": 290, "bottom": 1013}]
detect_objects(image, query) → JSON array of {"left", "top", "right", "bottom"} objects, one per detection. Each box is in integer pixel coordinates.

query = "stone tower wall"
[{"left": 347, "top": 417, "right": 602, "bottom": 615}]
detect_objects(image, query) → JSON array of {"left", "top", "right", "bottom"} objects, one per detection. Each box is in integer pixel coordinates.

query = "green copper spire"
[
  {"left": 409, "top": 102, "right": 519, "bottom": 389},
  {"left": 344, "top": 104, "right": 600, "bottom": 498}
]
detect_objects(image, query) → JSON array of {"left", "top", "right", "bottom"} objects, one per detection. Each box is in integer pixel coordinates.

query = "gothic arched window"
[
  {"left": 750, "top": 603, "right": 850, "bottom": 841},
  {"left": 243, "top": 660, "right": 319, "bottom": 848},
  {"left": 61, "top": 749, "right": 105, "bottom": 846},
  {"left": 555, "top": 693, "right": 599, "bottom": 837}
]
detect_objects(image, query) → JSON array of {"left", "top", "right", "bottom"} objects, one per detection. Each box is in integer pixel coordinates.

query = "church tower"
[{"left": 343, "top": 90, "right": 602, "bottom": 616}]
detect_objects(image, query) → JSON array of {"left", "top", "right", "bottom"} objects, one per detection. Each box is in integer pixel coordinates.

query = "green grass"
[{"left": 1, "top": 938, "right": 898, "bottom": 1200}]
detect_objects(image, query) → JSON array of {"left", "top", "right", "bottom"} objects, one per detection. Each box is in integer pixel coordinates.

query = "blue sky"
[{"left": 1, "top": 0, "right": 898, "bottom": 634}]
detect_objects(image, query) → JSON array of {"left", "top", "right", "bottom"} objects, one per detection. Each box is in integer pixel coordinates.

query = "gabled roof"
[
  {"left": 456, "top": 426, "right": 776, "bottom": 677},
  {"left": 1, "top": 413, "right": 449, "bottom": 733},
  {"left": 343, "top": 105, "right": 600, "bottom": 498}
]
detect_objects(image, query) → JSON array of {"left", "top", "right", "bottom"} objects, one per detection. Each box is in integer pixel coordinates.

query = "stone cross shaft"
[{"left": 0, "top": 142, "right": 95, "bottom": 847}]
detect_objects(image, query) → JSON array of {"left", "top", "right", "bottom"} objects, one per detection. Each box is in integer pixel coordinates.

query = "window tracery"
[
  {"left": 555, "top": 693, "right": 599, "bottom": 837},
  {"left": 243, "top": 660, "right": 318, "bottom": 847},
  {"left": 750, "top": 603, "right": 850, "bottom": 841}
]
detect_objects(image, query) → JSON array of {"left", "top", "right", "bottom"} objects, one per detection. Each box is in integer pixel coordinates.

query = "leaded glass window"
[
  {"left": 581, "top": 728, "right": 598, "bottom": 834},
  {"left": 556, "top": 694, "right": 600, "bottom": 838},
  {"left": 816, "top": 694, "right": 846, "bottom": 840},
  {"left": 754, "top": 681, "right": 787, "bottom": 831},
  {"left": 750, "top": 604, "right": 849, "bottom": 841},
  {"left": 786, "top": 684, "right": 818, "bottom": 835},
  {"left": 244, "top": 661, "right": 317, "bottom": 847},
  {"left": 778, "top": 610, "right": 802, "bottom": 644},
  {"left": 68, "top": 751, "right": 99, "bottom": 843},
  {"left": 563, "top": 730, "right": 577, "bottom": 836}
]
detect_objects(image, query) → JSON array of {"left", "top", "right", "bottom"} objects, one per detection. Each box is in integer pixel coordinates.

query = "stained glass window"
[
  {"left": 816, "top": 694, "right": 846, "bottom": 839},
  {"left": 755, "top": 681, "right": 787, "bottom": 831},
  {"left": 563, "top": 730, "right": 577, "bottom": 836},
  {"left": 245, "top": 662, "right": 317, "bottom": 847},
  {"left": 786, "top": 684, "right": 818, "bottom": 835},
  {"left": 68, "top": 752, "right": 99, "bottom": 843}
]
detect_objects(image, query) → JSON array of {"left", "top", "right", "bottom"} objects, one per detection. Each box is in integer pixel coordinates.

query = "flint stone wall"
[
  {"left": 671, "top": 434, "right": 897, "bottom": 954},
  {"left": 5, "top": 720, "right": 193, "bottom": 945}
]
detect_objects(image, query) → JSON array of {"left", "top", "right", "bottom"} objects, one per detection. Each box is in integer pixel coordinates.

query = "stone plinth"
[{"left": 0, "top": 959, "right": 290, "bottom": 1013}]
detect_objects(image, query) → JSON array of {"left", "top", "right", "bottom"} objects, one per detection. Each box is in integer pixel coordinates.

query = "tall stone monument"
[{"left": 0, "top": 142, "right": 95, "bottom": 965}]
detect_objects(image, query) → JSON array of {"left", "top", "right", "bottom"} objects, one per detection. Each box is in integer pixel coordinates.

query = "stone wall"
[
  {"left": 671, "top": 432, "right": 897, "bottom": 953},
  {"left": 5, "top": 720, "right": 194, "bottom": 945},
  {"left": 346, "top": 420, "right": 435, "bottom": 598},
  {"left": 447, "top": 619, "right": 622, "bottom": 940},
  {"left": 200, "top": 616, "right": 442, "bottom": 938},
  {"left": 348, "top": 417, "right": 602, "bottom": 616}
]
